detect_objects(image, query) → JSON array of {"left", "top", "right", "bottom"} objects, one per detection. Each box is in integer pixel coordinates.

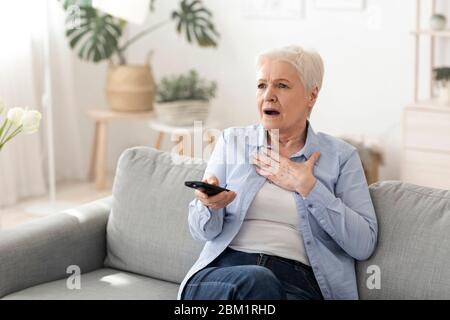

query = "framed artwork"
[
  {"left": 315, "top": 0, "right": 365, "bottom": 10},
  {"left": 242, "top": 0, "right": 305, "bottom": 19}
]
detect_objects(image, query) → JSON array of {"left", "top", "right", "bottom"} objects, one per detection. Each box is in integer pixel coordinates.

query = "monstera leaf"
[
  {"left": 172, "top": 0, "right": 219, "bottom": 47},
  {"left": 62, "top": 1, "right": 124, "bottom": 63},
  {"left": 59, "top": 0, "right": 219, "bottom": 64}
]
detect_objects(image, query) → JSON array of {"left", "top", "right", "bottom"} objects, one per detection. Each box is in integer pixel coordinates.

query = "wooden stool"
[{"left": 88, "top": 109, "right": 155, "bottom": 190}]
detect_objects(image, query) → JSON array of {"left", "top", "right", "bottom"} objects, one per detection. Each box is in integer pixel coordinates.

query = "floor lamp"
[{"left": 25, "top": 0, "right": 76, "bottom": 215}]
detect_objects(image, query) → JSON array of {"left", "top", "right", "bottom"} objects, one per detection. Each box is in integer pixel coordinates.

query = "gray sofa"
[{"left": 1, "top": 147, "right": 450, "bottom": 300}]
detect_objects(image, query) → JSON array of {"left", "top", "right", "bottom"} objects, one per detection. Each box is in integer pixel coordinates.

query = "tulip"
[
  {"left": 0, "top": 106, "right": 42, "bottom": 151},
  {"left": 7, "top": 107, "right": 25, "bottom": 127},
  {"left": 21, "top": 110, "right": 42, "bottom": 134}
]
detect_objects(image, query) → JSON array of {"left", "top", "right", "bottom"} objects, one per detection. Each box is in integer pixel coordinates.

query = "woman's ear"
[{"left": 309, "top": 87, "right": 319, "bottom": 107}]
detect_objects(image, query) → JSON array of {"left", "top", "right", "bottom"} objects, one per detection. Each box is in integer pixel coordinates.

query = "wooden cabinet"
[{"left": 401, "top": 104, "right": 450, "bottom": 190}]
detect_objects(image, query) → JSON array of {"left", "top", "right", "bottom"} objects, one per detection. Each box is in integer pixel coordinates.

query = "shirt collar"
[{"left": 251, "top": 120, "right": 319, "bottom": 159}]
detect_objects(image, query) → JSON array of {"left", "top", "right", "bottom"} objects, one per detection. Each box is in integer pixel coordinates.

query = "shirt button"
[
  {"left": 301, "top": 215, "right": 306, "bottom": 219},
  {"left": 306, "top": 241, "right": 311, "bottom": 245},
  {"left": 308, "top": 204, "right": 313, "bottom": 209}
]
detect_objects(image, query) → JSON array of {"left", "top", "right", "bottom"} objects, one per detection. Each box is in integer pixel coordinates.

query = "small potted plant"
[
  {"left": 155, "top": 70, "right": 217, "bottom": 126},
  {"left": 430, "top": 14, "right": 447, "bottom": 30},
  {"left": 433, "top": 67, "right": 450, "bottom": 106}
]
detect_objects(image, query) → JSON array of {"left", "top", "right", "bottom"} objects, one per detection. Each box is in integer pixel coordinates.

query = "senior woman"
[{"left": 177, "top": 45, "right": 378, "bottom": 300}]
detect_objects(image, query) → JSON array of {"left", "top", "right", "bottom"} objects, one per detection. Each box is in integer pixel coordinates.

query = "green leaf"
[
  {"left": 0, "top": 118, "right": 8, "bottom": 143},
  {"left": 171, "top": 0, "right": 219, "bottom": 48},
  {"left": 68, "top": 28, "right": 90, "bottom": 48},
  {"left": 156, "top": 69, "right": 217, "bottom": 103},
  {"left": 59, "top": 0, "right": 92, "bottom": 11},
  {"left": 61, "top": 5, "right": 123, "bottom": 63},
  {"left": 78, "top": 37, "right": 92, "bottom": 59}
]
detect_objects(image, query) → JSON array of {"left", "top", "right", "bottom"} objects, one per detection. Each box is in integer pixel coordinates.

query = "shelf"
[
  {"left": 407, "top": 99, "right": 450, "bottom": 112},
  {"left": 411, "top": 30, "right": 450, "bottom": 37}
]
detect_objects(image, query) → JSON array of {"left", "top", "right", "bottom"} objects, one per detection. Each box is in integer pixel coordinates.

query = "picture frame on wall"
[
  {"left": 315, "top": 0, "right": 365, "bottom": 11},
  {"left": 242, "top": 0, "right": 305, "bottom": 19}
]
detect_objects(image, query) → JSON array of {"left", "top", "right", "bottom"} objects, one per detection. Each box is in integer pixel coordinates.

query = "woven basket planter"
[
  {"left": 106, "top": 64, "right": 155, "bottom": 112},
  {"left": 154, "top": 100, "right": 210, "bottom": 126}
]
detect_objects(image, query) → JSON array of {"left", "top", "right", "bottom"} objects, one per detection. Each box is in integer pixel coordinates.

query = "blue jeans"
[{"left": 181, "top": 247, "right": 323, "bottom": 300}]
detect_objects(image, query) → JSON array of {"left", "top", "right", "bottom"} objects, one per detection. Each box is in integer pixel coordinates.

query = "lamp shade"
[{"left": 92, "top": 0, "right": 150, "bottom": 24}]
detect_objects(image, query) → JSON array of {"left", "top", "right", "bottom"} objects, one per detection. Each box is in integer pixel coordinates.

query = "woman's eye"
[
  {"left": 278, "top": 83, "right": 289, "bottom": 88},
  {"left": 257, "top": 83, "right": 266, "bottom": 89}
]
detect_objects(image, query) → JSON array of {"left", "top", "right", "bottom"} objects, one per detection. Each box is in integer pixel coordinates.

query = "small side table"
[
  {"left": 88, "top": 109, "right": 155, "bottom": 190},
  {"left": 149, "top": 119, "right": 219, "bottom": 156}
]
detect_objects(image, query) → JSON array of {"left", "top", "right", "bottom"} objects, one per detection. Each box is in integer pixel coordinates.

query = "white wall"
[{"left": 70, "top": 0, "right": 449, "bottom": 181}]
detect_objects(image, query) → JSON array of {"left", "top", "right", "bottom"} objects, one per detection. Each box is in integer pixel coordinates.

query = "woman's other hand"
[{"left": 195, "top": 175, "right": 237, "bottom": 210}]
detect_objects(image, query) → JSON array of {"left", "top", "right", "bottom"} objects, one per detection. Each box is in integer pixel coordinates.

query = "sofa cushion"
[
  {"left": 2, "top": 268, "right": 178, "bottom": 300},
  {"left": 104, "top": 147, "right": 205, "bottom": 284},
  {"left": 356, "top": 181, "right": 450, "bottom": 299}
]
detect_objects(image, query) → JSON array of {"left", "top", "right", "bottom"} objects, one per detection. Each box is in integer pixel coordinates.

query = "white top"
[{"left": 229, "top": 181, "right": 310, "bottom": 266}]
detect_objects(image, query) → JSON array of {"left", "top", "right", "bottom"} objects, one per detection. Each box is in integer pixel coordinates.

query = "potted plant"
[
  {"left": 433, "top": 67, "right": 450, "bottom": 106},
  {"left": 430, "top": 14, "right": 447, "bottom": 31},
  {"left": 155, "top": 69, "right": 216, "bottom": 126},
  {"left": 59, "top": 0, "right": 219, "bottom": 112}
]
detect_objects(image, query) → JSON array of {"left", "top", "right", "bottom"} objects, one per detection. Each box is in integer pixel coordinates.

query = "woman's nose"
[{"left": 264, "top": 86, "right": 277, "bottom": 102}]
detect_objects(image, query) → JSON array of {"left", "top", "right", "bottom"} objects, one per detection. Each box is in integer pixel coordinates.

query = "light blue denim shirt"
[{"left": 177, "top": 121, "right": 378, "bottom": 300}]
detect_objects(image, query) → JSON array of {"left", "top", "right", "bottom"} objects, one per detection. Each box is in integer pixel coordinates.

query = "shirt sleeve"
[
  {"left": 301, "top": 149, "right": 378, "bottom": 261},
  {"left": 187, "top": 130, "right": 228, "bottom": 242}
]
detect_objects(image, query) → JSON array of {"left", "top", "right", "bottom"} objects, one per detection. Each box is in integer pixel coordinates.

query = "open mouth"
[{"left": 263, "top": 109, "right": 280, "bottom": 116}]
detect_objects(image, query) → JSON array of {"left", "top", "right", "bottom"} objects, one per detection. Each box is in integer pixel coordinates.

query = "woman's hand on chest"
[{"left": 251, "top": 147, "right": 321, "bottom": 198}]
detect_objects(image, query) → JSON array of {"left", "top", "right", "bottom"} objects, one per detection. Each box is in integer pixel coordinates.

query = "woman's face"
[{"left": 256, "top": 59, "right": 317, "bottom": 133}]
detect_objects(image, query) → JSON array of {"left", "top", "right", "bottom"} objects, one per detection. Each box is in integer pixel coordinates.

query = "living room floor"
[{"left": 0, "top": 181, "right": 112, "bottom": 230}]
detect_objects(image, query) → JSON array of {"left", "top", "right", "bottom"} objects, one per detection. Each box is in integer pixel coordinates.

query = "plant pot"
[
  {"left": 154, "top": 100, "right": 210, "bottom": 126},
  {"left": 430, "top": 14, "right": 447, "bottom": 31},
  {"left": 106, "top": 64, "right": 155, "bottom": 112},
  {"left": 436, "top": 85, "right": 450, "bottom": 106}
]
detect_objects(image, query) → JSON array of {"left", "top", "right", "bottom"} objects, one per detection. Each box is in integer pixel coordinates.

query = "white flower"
[
  {"left": 7, "top": 107, "right": 25, "bottom": 127},
  {"left": 0, "top": 98, "right": 6, "bottom": 116},
  {"left": 21, "top": 110, "right": 42, "bottom": 134}
]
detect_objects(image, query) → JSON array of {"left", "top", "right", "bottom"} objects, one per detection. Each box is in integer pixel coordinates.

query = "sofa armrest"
[{"left": 0, "top": 196, "right": 112, "bottom": 298}]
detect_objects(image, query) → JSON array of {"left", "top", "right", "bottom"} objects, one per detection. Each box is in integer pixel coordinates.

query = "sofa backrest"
[
  {"left": 105, "top": 147, "right": 450, "bottom": 298},
  {"left": 104, "top": 147, "right": 205, "bottom": 284},
  {"left": 357, "top": 181, "right": 450, "bottom": 299}
]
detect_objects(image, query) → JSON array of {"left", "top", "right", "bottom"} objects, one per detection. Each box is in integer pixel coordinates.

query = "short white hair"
[{"left": 256, "top": 45, "right": 324, "bottom": 93}]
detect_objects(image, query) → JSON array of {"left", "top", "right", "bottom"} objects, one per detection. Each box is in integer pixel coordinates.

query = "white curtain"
[{"left": 0, "top": 0, "right": 84, "bottom": 207}]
